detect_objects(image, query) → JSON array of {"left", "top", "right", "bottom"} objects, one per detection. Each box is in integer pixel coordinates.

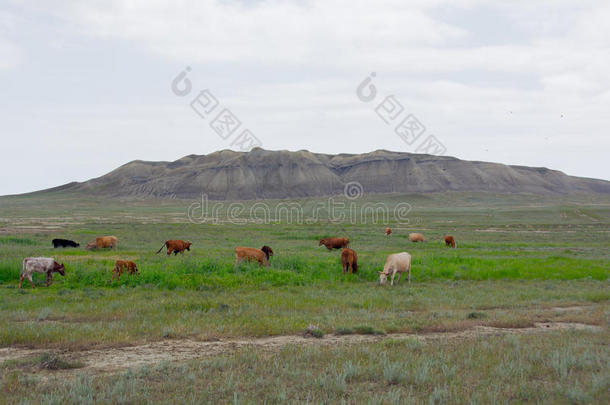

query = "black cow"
[{"left": 52, "top": 238, "right": 80, "bottom": 248}]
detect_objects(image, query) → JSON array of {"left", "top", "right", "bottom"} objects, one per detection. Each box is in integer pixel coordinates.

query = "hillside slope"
[{"left": 28, "top": 148, "right": 610, "bottom": 199}]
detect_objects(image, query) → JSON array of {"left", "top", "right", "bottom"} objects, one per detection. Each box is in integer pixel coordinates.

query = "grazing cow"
[
  {"left": 112, "top": 260, "right": 139, "bottom": 281},
  {"left": 20, "top": 257, "right": 65, "bottom": 288},
  {"left": 156, "top": 240, "right": 192, "bottom": 255},
  {"left": 235, "top": 246, "right": 273, "bottom": 267},
  {"left": 341, "top": 248, "right": 358, "bottom": 274},
  {"left": 444, "top": 235, "right": 457, "bottom": 248},
  {"left": 385, "top": 228, "right": 392, "bottom": 236},
  {"left": 85, "top": 236, "right": 118, "bottom": 250},
  {"left": 409, "top": 233, "right": 426, "bottom": 243},
  {"left": 318, "top": 237, "right": 350, "bottom": 250},
  {"left": 52, "top": 238, "right": 79, "bottom": 248},
  {"left": 378, "top": 252, "right": 412, "bottom": 286}
]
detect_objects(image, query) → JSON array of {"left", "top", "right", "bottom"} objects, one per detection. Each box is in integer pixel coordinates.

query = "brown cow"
[
  {"left": 235, "top": 246, "right": 273, "bottom": 266},
  {"left": 112, "top": 260, "right": 139, "bottom": 281},
  {"left": 409, "top": 233, "right": 426, "bottom": 243},
  {"left": 318, "top": 237, "right": 349, "bottom": 250},
  {"left": 85, "top": 236, "right": 118, "bottom": 250},
  {"left": 20, "top": 257, "right": 65, "bottom": 288},
  {"left": 444, "top": 235, "right": 457, "bottom": 248},
  {"left": 385, "top": 227, "right": 392, "bottom": 236},
  {"left": 156, "top": 240, "right": 192, "bottom": 255},
  {"left": 341, "top": 248, "right": 358, "bottom": 274}
]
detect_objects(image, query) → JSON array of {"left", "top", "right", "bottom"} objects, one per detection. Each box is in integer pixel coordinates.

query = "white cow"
[
  {"left": 378, "top": 252, "right": 412, "bottom": 285},
  {"left": 20, "top": 257, "right": 65, "bottom": 288}
]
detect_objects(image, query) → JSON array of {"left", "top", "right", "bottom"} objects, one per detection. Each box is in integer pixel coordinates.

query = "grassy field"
[
  {"left": 3, "top": 331, "right": 607, "bottom": 404},
  {"left": 0, "top": 192, "right": 608, "bottom": 403}
]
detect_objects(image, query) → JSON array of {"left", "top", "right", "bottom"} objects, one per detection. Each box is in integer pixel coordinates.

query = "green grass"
[
  {"left": 0, "top": 280, "right": 607, "bottom": 349},
  {"left": 0, "top": 192, "right": 608, "bottom": 403},
  {"left": 0, "top": 237, "right": 38, "bottom": 246}
]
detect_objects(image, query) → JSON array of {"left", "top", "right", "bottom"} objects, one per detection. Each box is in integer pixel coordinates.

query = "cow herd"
[{"left": 20, "top": 230, "right": 457, "bottom": 288}]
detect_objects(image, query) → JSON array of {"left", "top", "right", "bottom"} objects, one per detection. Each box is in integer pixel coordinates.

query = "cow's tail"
[
  {"left": 352, "top": 258, "right": 358, "bottom": 273},
  {"left": 156, "top": 242, "right": 167, "bottom": 254},
  {"left": 21, "top": 258, "right": 27, "bottom": 276}
]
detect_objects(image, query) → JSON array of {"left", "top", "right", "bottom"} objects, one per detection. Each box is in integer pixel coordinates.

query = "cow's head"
[
  {"left": 85, "top": 241, "right": 96, "bottom": 250},
  {"left": 378, "top": 271, "right": 388, "bottom": 285},
  {"left": 261, "top": 245, "right": 274, "bottom": 260},
  {"left": 54, "top": 262, "right": 66, "bottom": 276},
  {"left": 318, "top": 239, "right": 325, "bottom": 247},
  {"left": 186, "top": 241, "right": 192, "bottom": 251},
  {"left": 75, "top": 242, "right": 80, "bottom": 247}
]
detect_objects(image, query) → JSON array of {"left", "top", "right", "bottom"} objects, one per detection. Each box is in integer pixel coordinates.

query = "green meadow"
[{"left": 0, "top": 192, "right": 608, "bottom": 403}]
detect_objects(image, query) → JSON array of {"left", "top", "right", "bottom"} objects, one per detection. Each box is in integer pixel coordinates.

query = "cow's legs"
[
  {"left": 46, "top": 273, "right": 53, "bottom": 287},
  {"left": 27, "top": 274, "right": 35, "bottom": 288},
  {"left": 390, "top": 270, "right": 396, "bottom": 286},
  {"left": 408, "top": 268, "right": 411, "bottom": 283},
  {"left": 396, "top": 272, "right": 402, "bottom": 284},
  {"left": 19, "top": 274, "right": 24, "bottom": 288}
]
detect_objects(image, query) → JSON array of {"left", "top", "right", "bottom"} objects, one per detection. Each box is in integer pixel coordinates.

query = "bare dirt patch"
[
  {"left": 0, "top": 322, "right": 603, "bottom": 376},
  {"left": 547, "top": 306, "right": 590, "bottom": 312}
]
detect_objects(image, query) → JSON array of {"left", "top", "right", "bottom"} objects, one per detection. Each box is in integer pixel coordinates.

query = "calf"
[
  {"left": 341, "top": 248, "right": 358, "bottom": 274},
  {"left": 52, "top": 238, "right": 79, "bottom": 248},
  {"left": 112, "top": 260, "right": 139, "bottom": 281},
  {"left": 235, "top": 246, "right": 273, "bottom": 266},
  {"left": 156, "top": 240, "right": 192, "bottom": 255},
  {"left": 318, "top": 237, "right": 349, "bottom": 250},
  {"left": 444, "top": 235, "right": 457, "bottom": 248},
  {"left": 379, "top": 252, "right": 412, "bottom": 286},
  {"left": 20, "top": 257, "right": 66, "bottom": 288},
  {"left": 385, "top": 228, "right": 392, "bottom": 236}
]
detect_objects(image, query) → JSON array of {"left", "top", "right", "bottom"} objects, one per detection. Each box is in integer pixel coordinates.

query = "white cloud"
[
  {"left": 0, "top": 39, "right": 21, "bottom": 69},
  {"left": 0, "top": 10, "right": 23, "bottom": 70}
]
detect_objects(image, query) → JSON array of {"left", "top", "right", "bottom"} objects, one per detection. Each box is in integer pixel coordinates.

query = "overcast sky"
[{"left": 1, "top": 0, "right": 609, "bottom": 195}]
